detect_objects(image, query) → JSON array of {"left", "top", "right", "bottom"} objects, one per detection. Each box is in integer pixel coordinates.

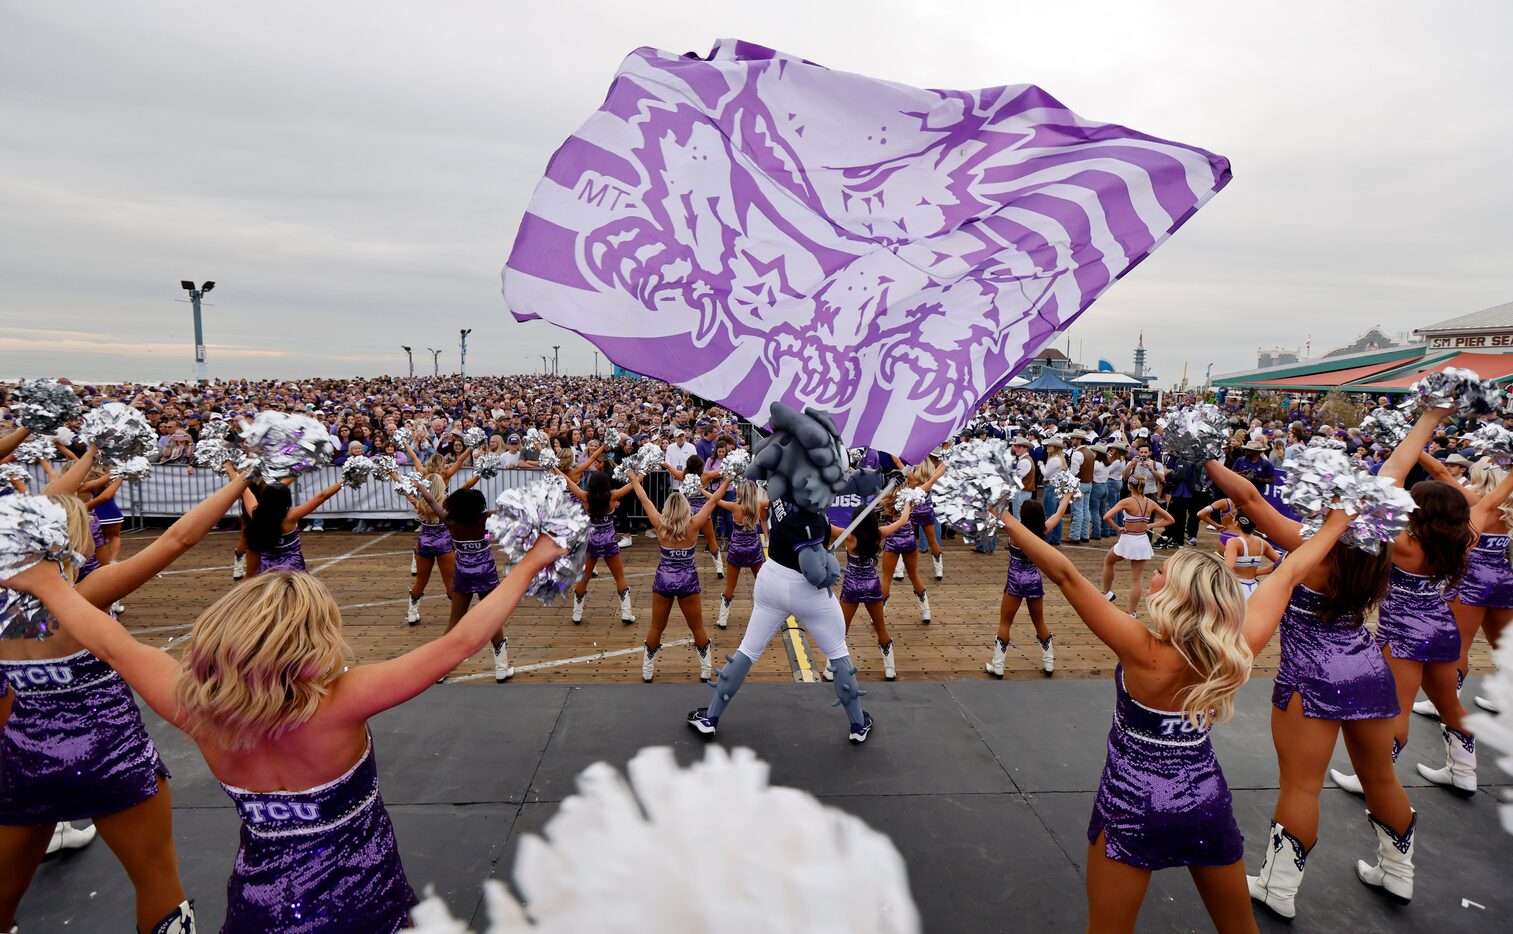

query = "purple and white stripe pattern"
[{"left": 503, "top": 39, "right": 1230, "bottom": 460}]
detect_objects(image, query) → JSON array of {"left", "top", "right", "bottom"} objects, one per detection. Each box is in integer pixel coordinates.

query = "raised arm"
[
  {"left": 401, "top": 441, "right": 426, "bottom": 471},
  {"left": 82, "top": 478, "right": 123, "bottom": 510},
  {"left": 626, "top": 471, "right": 661, "bottom": 528},
  {"left": 566, "top": 445, "right": 603, "bottom": 483},
  {"left": 1379, "top": 406, "right": 1453, "bottom": 485},
  {"left": 662, "top": 463, "right": 687, "bottom": 481},
  {"left": 558, "top": 468, "right": 588, "bottom": 504},
  {"left": 324, "top": 536, "right": 566, "bottom": 720},
  {"left": 1471, "top": 465, "right": 1513, "bottom": 529},
  {"left": 42, "top": 445, "right": 99, "bottom": 496},
  {"left": 1242, "top": 509, "right": 1350, "bottom": 655},
  {"left": 78, "top": 473, "right": 249, "bottom": 607},
  {"left": 442, "top": 448, "right": 473, "bottom": 483},
  {"left": 692, "top": 477, "right": 731, "bottom": 525},
  {"left": 1046, "top": 493, "right": 1072, "bottom": 530},
  {"left": 0, "top": 427, "right": 31, "bottom": 461},
  {"left": 1206, "top": 459, "right": 1305, "bottom": 552},
  {"left": 6, "top": 565, "right": 182, "bottom": 726},
  {"left": 996, "top": 511, "right": 1153, "bottom": 658},
  {"left": 879, "top": 504, "right": 913, "bottom": 537},
  {"left": 289, "top": 480, "right": 345, "bottom": 522},
  {"left": 918, "top": 460, "right": 949, "bottom": 494},
  {"left": 418, "top": 485, "right": 450, "bottom": 523}
]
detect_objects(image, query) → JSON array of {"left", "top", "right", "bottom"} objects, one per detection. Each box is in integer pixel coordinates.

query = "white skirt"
[
  {"left": 1113, "top": 531, "right": 1154, "bottom": 561},
  {"left": 1237, "top": 577, "right": 1260, "bottom": 600}
]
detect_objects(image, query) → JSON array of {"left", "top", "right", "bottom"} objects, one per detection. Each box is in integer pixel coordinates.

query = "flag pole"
[{"left": 829, "top": 480, "right": 899, "bottom": 552}]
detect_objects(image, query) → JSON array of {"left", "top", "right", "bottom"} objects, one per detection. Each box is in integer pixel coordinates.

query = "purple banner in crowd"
[{"left": 503, "top": 39, "right": 1231, "bottom": 461}]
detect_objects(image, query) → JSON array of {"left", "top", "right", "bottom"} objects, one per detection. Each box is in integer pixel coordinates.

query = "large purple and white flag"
[{"left": 504, "top": 39, "right": 1230, "bottom": 460}]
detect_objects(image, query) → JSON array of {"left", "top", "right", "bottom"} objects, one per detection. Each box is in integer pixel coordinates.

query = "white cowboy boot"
[
  {"left": 405, "top": 595, "right": 421, "bottom": 626},
  {"left": 1247, "top": 821, "right": 1308, "bottom": 919},
  {"left": 46, "top": 821, "right": 97, "bottom": 854},
  {"left": 893, "top": 562, "right": 904, "bottom": 581},
  {"left": 618, "top": 587, "right": 636, "bottom": 624},
  {"left": 712, "top": 550, "right": 725, "bottom": 579},
  {"left": 149, "top": 899, "right": 196, "bottom": 934},
  {"left": 571, "top": 592, "right": 585, "bottom": 624},
  {"left": 641, "top": 644, "right": 657, "bottom": 682},
  {"left": 880, "top": 641, "right": 897, "bottom": 680},
  {"left": 1039, "top": 635, "right": 1055, "bottom": 674},
  {"left": 232, "top": 552, "right": 246, "bottom": 581},
  {"left": 1411, "top": 697, "right": 1439, "bottom": 718},
  {"left": 696, "top": 641, "right": 713, "bottom": 681},
  {"left": 985, "top": 638, "right": 1007, "bottom": 678},
  {"left": 1474, "top": 695, "right": 1501, "bottom": 713},
  {"left": 716, "top": 595, "right": 732, "bottom": 629},
  {"left": 932, "top": 553, "right": 944, "bottom": 580},
  {"left": 1355, "top": 811, "right": 1416, "bottom": 902},
  {"left": 1416, "top": 725, "right": 1477, "bottom": 795},
  {"left": 917, "top": 590, "right": 931, "bottom": 624},
  {"left": 492, "top": 640, "right": 513, "bottom": 682}
]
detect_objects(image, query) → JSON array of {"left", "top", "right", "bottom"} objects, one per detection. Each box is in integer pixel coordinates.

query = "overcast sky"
[{"left": 2, "top": 0, "right": 1509, "bottom": 386}]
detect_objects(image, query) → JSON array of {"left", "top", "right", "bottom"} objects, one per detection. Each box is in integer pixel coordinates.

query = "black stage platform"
[{"left": 19, "top": 678, "right": 1511, "bottom": 932}]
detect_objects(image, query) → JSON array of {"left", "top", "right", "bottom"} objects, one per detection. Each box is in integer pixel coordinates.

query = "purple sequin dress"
[
  {"left": 1003, "top": 545, "right": 1044, "bottom": 599},
  {"left": 257, "top": 529, "right": 307, "bottom": 573},
  {"left": 1088, "top": 666, "right": 1243, "bottom": 870},
  {"left": 0, "top": 650, "right": 169, "bottom": 824},
  {"left": 79, "top": 511, "right": 106, "bottom": 578},
  {"left": 220, "top": 741, "right": 417, "bottom": 933},
  {"left": 1377, "top": 565, "right": 1460, "bottom": 663},
  {"left": 1457, "top": 532, "right": 1513, "bottom": 608},
  {"left": 840, "top": 552, "right": 884, "bottom": 604},
  {"left": 909, "top": 491, "right": 935, "bottom": 527},
  {"left": 414, "top": 522, "right": 454, "bottom": 558},
  {"left": 451, "top": 538, "right": 499, "bottom": 594},
  {"left": 884, "top": 521, "right": 917, "bottom": 555},
  {"left": 653, "top": 546, "right": 700, "bottom": 597},
  {"left": 726, "top": 523, "right": 764, "bottom": 568},
  {"left": 586, "top": 517, "right": 620, "bottom": 559},
  {"left": 1273, "top": 585, "right": 1398, "bottom": 720}
]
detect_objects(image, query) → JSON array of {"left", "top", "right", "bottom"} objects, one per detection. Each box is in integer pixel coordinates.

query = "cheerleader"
[
  {"left": 417, "top": 486, "right": 515, "bottom": 683},
  {"left": 624, "top": 471, "right": 731, "bottom": 682},
  {"left": 823, "top": 502, "right": 913, "bottom": 681},
  {"left": 0, "top": 456, "right": 248, "bottom": 934},
  {"left": 984, "top": 496, "right": 1070, "bottom": 678},
  {"left": 1223, "top": 513, "right": 1279, "bottom": 599},
  {"left": 713, "top": 479, "right": 767, "bottom": 630},
  {"left": 240, "top": 477, "right": 345, "bottom": 576},
  {"left": 1198, "top": 497, "right": 1241, "bottom": 550},
  {"left": 1206, "top": 410, "right": 1435, "bottom": 917},
  {"left": 560, "top": 466, "right": 638, "bottom": 625},
  {"left": 4, "top": 520, "right": 561, "bottom": 933},
  {"left": 900, "top": 457, "right": 947, "bottom": 580},
  {"left": 879, "top": 487, "right": 931, "bottom": 624},
  {"left": 663, "top": 455, "right": 725, "bottom": 579},
  {"left": 998, "top": 491, "right": 1352, "bottom": 933},
  {"left": 1099, "top": 476, "right": 1175, "bottom": 615},
  {"left": 399, "top": 472, "right": 477, "bottom": 626},
  {"left": 1415, "top": 455, "right": 1513, "bottom": 716}
]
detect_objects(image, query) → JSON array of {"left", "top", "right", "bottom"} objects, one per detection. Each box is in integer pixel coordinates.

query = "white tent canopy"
[
  {"left": 1070, "top": 372, "right": 1143, "bottom": 386},
  {"left": 1006, "top": 376, "right": 1030, "bottom": 387}
]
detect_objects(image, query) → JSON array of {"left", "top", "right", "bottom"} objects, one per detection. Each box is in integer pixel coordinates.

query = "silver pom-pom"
[
  {"left": 613, "top": 443, "right": 664, "bottom": 483},
  {"left": 473, "top": 452, "right": 505, "bottom": 479},
  {"left": 930, "top": 439, "right": 1021, "bottom": 534},
  {"left": 194, "top": 437, "right": 236, "bottom": 473},
  {"left": 390, "top": 426, "right": 413, "bottom": 451},
  {"left": 1359, "top": 407, "right": 1412, "bottom": 447},
  {"left": 109, "top": 457, "right": 152, "bottom": 482},
  {"left": 10, "top": 379, "right": 82, "bottom": 434},
  {"left": 894, "top": 486, "right": 926, "bottom": 510},
  {"left": 0, "top": 496, "right": 78, "bottom": 640},
  {"left": 848, "top": 448, "right": 866, "bottom": 469},
  {"left": 393, "top": 472, "right": 428, "bottom": 498},
  {"left": 240, "top": 412, "right": 335, "bottom": 482},
  {"left": 0, "top": 465, "right": 30, "bottom": 494},
  {"left": 1402, "top": 366, "right": 1505, "bottom": 416},
  {"left": 722, "top": 449, "right": 751, "bottom": 481},
  {"left": 602, "top": 427, "right": 622, "bottom": 452},
  {"left": 524, "top": 428, "right": 552, "bottom": 452},
  {"left": 340, "top": 455, "right": 377, "bottom": 489},
  {"left": 1307, "top": 435, "right": 1347, "bottom": 452},
  {"left": 200, "top": 418, "right": 232, "bottom": 442},
  {"left": 1157, "top": 404, "right": 1228, "bottom": 462},
  {"left": 11, "top": 437, "right": 56, "bottom": 465},
  {"left": 370, "top": 455, "right": 399, "bottom": 479},
  {"left": 1281, "top": 447, "right": 1416, "bottom": 553},
  {"left": 79, "top": 403, "right": 155, "bottom": 465},
  {"left": 679, "top": 474, "right": 704, "bottom": 500},
  {"left": 462, "top": 427, "right": 487, "bottom": 451},
  {"left": 1462, "top": 423, "right": 1513, "bottom": 464},
  {"left": 486, "top": 475, "right": 590, "bottom": 605},
  {"left": 1049, "top": 469, "right": 1083, "bottom": 501}
]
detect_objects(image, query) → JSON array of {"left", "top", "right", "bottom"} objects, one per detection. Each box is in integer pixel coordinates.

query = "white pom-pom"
[
  {"left": 1281, "top": 448, "right": 1416, "bottom": 553},
  {"left": 1403, "top": 366, "right": 1505, "bottom": 416},
  {"left": 930, "top": 440, "right": 1021, "bottom": 534},
  {"left": 11, "top": 437, "right": 56, "bottom": 465},
  {"left": 109, "top": 457, "right": 153, "bottom": 482},
  {"left": 486, "top": 476, "right": 590, "bottom": 605},
  {"left": 721, "top": 449, "right": 751, "bottom": 480},
  {"left": 473, "top": 453, "right": 505, "bottom": 479},
  {"left": 463, "top": 428, "right": 487, "bottom": 451},
  {"left": 0, "top": 465, "right": 30, "bottom": 494},
  {"left": 79, "top": 403, "right": 155, "bottom": 465},
  {"left": 341, "top": 456, "right": 378, "bottom": 489}
]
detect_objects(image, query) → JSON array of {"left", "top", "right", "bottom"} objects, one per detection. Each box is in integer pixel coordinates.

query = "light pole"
[
  {"left": 427, "top": 348, "right": 441, "bottom": 377},
  {"left": 459, "top": 329, "right": 472, "bottom": 379},
  {"left": 541, "top": 355, "right": 548, "bottom": 375},
  {"left": 552, "top": 345, "right": 560, "bottom": 376},
  {"left": 401, "top": 345, "right": 413, "bottom": 378},
  {"left": 179, "top": 280, "right": 215, "bottom": 383},
  {"left": 593, "top": 351, "right": 599, "bottom": 377}
]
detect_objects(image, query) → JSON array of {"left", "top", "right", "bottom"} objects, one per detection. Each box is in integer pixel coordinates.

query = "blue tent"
[{"left": 1020, "top": 369, "right": 1079, "bottom": 392}]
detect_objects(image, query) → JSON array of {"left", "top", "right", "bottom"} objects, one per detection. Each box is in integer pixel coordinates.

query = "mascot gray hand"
[{"left": 798, "top": 543, "right": 843, "bottom": 589}]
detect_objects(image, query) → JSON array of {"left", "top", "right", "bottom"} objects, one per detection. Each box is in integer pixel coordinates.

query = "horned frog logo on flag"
[{"left": 503, "top": 39, "right": 1230, "bottom": 460}]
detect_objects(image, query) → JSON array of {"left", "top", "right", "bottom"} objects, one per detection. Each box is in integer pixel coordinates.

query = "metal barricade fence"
[{"left": 19, "top": 463, "right": 679, "bottom": 529}]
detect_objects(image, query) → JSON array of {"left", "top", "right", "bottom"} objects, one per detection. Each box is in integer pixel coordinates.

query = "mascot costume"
[{"left": 688, "top": 403, "right": 891, "bottom": 743}]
